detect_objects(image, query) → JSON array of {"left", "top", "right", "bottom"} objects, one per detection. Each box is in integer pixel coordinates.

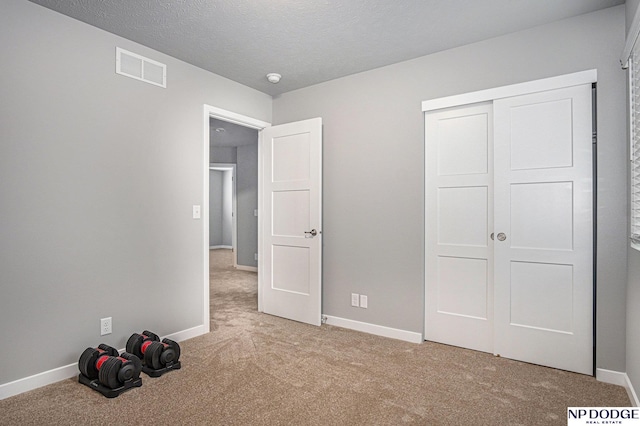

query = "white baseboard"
[
  {"left": 209, "top": 245, "right": 232, "bottom": 250},
  {"left": 323, "top": 315, "right": 423, "bottom": 344},
  {"left": 596, "top": 368, "right": 628, "bottom": 386},
  {"left": 164, "top": 324, "right": 208, "bottom": 343},
  {"left": 596, "top": 368, "right": 639, "bottom": 406},
  {"left": 626, "top": 374, "right": 640, "bottom": 407},
  {"left": 236, "top": 265, "right": 258, "bottom": 272},
  {"left": 0, "top": 324, "right": 208, "bottom": 401},
  {"left": 0, "top": 362, "right": 78, "bottom": 401}
]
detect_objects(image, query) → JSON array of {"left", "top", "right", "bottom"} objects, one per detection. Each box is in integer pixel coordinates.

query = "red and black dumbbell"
[
  {"left": 126, "top": 331, "right": 181, "bottom": 374},
  {"left": 78, "top": 344, "right": 142, "bottom": 389}
]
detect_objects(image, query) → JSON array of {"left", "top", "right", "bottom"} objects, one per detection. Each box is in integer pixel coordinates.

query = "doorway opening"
[
  {"left": 202, "top": 105, "right": 270, "bottom": 331},
  {"left": 209, "top": 163, "right": 236, "bottom": 264}
]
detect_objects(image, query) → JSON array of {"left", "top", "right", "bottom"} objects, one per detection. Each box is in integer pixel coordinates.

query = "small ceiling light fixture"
[
  {"left": 266, "top": 73, "right": 281, "bottom": 84},
  {"left": 215, "top": 127, "right": 225, "bottom": 132}
]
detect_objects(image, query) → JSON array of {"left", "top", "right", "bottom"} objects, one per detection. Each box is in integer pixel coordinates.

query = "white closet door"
[
  {"left": 493, "top": 84, "right": 593, "bottom": 374},
  {"left": 425, "top": 103, "right": 494, "bottom": 353}
]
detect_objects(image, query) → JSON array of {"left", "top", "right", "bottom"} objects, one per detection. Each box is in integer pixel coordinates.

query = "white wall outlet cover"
[
  {"left": 351, "top": 293, "right": 360, "bottom": 307},
  {"left": 100, "top": 317, "right": 112, "bottom": 336},
  {"left": 192, "top": 205, "right": 201, "bottom": 219}
]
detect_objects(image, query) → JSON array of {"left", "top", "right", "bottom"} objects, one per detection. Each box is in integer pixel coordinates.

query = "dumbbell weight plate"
[
  {"left": 143, "top": 341, "right": 164, "bottom": 370},
  {"left": 117, "top": 360, "right": 135, "bottom": 382},
  {"left": 78, "top": 348, "right": 100, "bottom": 379},
  {"left": 126, "top": 333, "right": 144, "bottom": 358},
  {"left": 159, "top": 346, "right": 176, "bottom": 365},
  {"left": 161, "top": 338, "right": 181, "bottom": 363},
  {"left": 119, "top": 352, "right": 142, "bottom": 381},
  {"left": 98, "top": 357, "right": 123, "bottom": 389}
]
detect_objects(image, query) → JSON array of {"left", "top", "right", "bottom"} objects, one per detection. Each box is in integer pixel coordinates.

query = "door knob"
[
  {"left": 497, "top": 232, "right": 507, "bottom": 241},
  {"left": 490, "top": 233, "right": 494, "bottom": 241},
  {"left": 304, "top": 229, "right": 318, "bottom": 237}
]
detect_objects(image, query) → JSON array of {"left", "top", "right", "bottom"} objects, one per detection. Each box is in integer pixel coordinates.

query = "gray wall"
[
  {"left": 237, "top": 143, "right": 259, "bottom": 268},
  {"left": 211, "top": 146, "right": 237, "bottom": 164},
  {"left": 210, "top": 169, "right": 232, "bottom": 248},
  {"left": 628, "top": 243, "right": 640, "bottom": 400},
  {"left": 273, "top": 6, "right": 628, "bottom": 372},
  {"left": 209, "top": 170, "right": 223, "bottom": 246},
  {"left": 0, "top": 0, "right": 271, "bottom": 386},
  {"left": 627, "top": 0, "right": 640, "bottom": 34},
  {"left": 626, "top": 0, "right": 640, "bottom": 402},
  {"left": 222, "top": 170, "right": 233, "bottom": 246}
]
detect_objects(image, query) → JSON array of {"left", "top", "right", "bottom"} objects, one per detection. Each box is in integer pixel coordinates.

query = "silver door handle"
[
  {"left": 490, "top": 233, "right": 494, "bottom": 241},
  {"left": 497, "top": 232, "right": 507, "bottom": 241},
  {"left": 304, "top": 229, "right": 318, "bottom": 237}
]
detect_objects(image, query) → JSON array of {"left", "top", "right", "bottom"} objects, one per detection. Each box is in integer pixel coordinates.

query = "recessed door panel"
[
  {"left": 272, "top": 245, "right": 310, "bottom": 295},
  {"left": 437, "top": 186, "right": 488, "bottom": 247},
  {"left": 510, "top": 261, "right": 573, "bottom": 333},
  {"left": 510, "top": 99, "right": 573, "bottom": 171},
  {"left": 510, "top": 182, "right": 573, "bottom": 250},
  {"left": 437, "top": 113, "right": 489, "bottom": 176},
  {"left": 272, "top": 133, "right": 310, "bottom": 182},
  {"left": 272, "top": 190, "right": 310, "bottom": 237},
  {"left": 437, "top": 256, "right": 488, "bottom": 319}
]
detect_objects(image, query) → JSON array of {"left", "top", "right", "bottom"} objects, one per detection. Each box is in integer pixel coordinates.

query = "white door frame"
[
  {"left": 422, "top": 69, "right": 597, "bottom": 361},
  {"left": 203, "top": 105, "right": 270, "bottom": 332},
  {"left": 209, "top": 163, "right": 237, "bottom": 264}
]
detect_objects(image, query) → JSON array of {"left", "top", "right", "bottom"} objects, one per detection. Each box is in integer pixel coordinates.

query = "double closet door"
[{"left": 425, "top": 83, "right": 593, "bottom": 375}]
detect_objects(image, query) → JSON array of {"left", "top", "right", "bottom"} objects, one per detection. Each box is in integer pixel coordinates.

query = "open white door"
[{"left": 261, "top": 118, "right": 322, "bottom": 326}]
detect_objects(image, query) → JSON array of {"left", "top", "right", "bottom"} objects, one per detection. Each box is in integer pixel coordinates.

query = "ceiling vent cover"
[{"left": 116, "top": 47, "right": 166, "bottom": 88}]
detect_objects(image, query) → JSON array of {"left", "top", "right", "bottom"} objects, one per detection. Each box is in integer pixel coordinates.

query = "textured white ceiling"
[{"left": 28, "top": 0, "right": 624, "bottom": 96}]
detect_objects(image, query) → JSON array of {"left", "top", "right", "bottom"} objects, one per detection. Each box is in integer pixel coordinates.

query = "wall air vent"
[{"left": 116, "top": 47, "right": 166, "bottom": 88}]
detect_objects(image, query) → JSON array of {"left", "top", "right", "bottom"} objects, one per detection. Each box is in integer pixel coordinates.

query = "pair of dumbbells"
[
  {"left": 78, "top": 344, "right": 142, "bottom": 397},
  {"left": 126, "top": 331, "right": 181, "bottom": 377}
]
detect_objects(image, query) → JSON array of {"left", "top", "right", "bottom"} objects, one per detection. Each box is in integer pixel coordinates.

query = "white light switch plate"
[
  {"left": 360, "top": 295, "right": 368, "bottom": 309},
  {"left": 193, "top": 205, "right": 201, "bottom": 219}
]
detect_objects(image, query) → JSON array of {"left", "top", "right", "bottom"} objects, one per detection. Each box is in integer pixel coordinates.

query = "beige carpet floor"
[{"left": 0, "top": 249, "right": 630, "bottom": 425}]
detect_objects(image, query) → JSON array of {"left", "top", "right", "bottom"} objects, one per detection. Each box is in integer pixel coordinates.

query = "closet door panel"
[
  {"left": 425, "top": 103, "right": 494, "bottom": 353},
  {"left": 493, "top": 84, "right": 593, "bottom": 375}
]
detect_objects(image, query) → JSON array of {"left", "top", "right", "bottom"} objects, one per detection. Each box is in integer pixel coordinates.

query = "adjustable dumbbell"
[
  {"left": 78, "top": 344, "right": 142, "bottom": 389},
  {"left": 126, "top": 331, "right": 181, "bottom": 371}
]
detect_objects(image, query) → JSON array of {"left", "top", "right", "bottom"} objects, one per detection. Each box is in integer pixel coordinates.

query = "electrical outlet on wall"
[
  {"left": 351, "top": 293, "right": 360, "bottom": 307},
  {"left": 100, "top": 317, "right": 112, "bottom": 336}
]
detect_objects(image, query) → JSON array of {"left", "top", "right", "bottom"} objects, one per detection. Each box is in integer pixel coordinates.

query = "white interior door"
[
  {"left": 425, "top": 103, "right": 494, "bottom": 353},
  {"left": 261, "top": 118, "right": 322, "bottom": 326},
  {"left": 493, "top": 84, "right": 593, "bottom": 374}
]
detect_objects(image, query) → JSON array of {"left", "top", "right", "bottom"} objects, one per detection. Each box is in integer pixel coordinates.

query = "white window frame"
[
  {"left": 623, "top": 5, "right": 640, "bottom": 251},
  {"left": 629, "top": 49, "right": 640, "bottom": 251}
]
